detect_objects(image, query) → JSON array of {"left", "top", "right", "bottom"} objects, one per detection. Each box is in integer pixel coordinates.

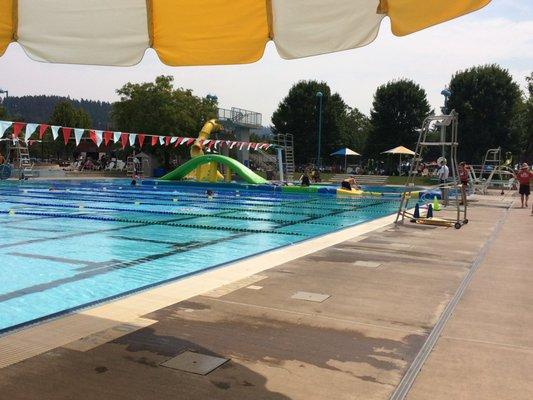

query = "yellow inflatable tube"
[
  {"left": 336, "top": 189, "right": 422, "bottom": 198},
  {"left": 188, "top": 119, "right": 224, "bottom": 182},
  {"left": 337, "top": 188, "right": 383, "bottom": 197}
]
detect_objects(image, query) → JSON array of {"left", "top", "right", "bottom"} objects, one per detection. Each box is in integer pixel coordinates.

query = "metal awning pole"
[
  {"left": 345, "top": 155, "right": 347, "bottom": 173},
  {"left": 277, "top": 147, "right": 284, "bottom": 182}
]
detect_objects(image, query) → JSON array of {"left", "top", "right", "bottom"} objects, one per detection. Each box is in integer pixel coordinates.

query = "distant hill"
[{"left": 1, "top": 95, "right": 112, "bottom": 129}]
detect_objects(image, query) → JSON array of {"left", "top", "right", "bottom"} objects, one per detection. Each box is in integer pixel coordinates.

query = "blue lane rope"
[{"left": 0, "top": 209, "right": 309, "bottom": 237}]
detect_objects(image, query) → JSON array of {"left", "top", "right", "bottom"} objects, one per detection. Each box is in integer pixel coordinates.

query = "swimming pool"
[{"left": 0, "top": 179, "right": 401, "bottom": 334}]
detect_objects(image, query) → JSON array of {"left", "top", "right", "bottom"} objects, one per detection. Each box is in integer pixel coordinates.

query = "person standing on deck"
[
  {"left": 515, "top": 163, "right": 532, "bottom": 208},
  {"left": 458, "top": 162, "right": 470, "bottom": 205},
  {"left": 437, "top": 158, "right": 450, "bottom": 206}
]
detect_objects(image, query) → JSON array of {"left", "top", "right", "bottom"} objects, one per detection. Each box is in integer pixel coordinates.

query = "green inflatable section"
[{"left": 160, "top": 154, "right": 268, "bottom": 184}]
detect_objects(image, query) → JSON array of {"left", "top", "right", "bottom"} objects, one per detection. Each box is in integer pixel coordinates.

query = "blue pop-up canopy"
[{"left": 330, "top": 148, "right": 361, "bottom": 172}]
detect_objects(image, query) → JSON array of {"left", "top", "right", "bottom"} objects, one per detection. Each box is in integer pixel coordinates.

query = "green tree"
[
  {"left": 0, "top": 104, "right": 7, "bottom": 120},
  {"left": 447, "top": 64, "right": 522, "bottom": 162},
  {"left": 338, "top": 107, "right": 370, "bottom": 154},
  {"left": 49, "top": 101, "right": 92, "bottom": 128},
  {"left": 365, "top": 79, "right": 430, "bottom": 160},
  {"left": 271, "top": 80, "right": 350, "bottom": 165},
  {"left": 2, "top": 95, "right": 111, "bottom": 129},
  {"left": 519, "top": 73, "right": 533, "bottom": 161},
  {"left": 111, "top": 75, "right": 218, "bottom": 167},
  {"left": 41, "top": 101, "right": 92, "bottom": 160}
]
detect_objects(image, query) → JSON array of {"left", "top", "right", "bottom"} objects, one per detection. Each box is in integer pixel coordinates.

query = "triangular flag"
[
  {"left": 104, "top": 131, "right": 113, "bottom": 146},
  {"left": 239, "top": 142, "right": 246, "bottom": 150},
  {"left": 174, "top": 137, "right": 183, "bottom": 147},
  {"left": 186, "top": 138, "right": 195, "bottom": 146},
  {"left": 113, "top": 131, "right": 122, "bottom": 143},
  {"left": 62, "top": 127, "right": 72, "bottom": 145},
  {"left": 0, "top": 121, "right": 12, "bottom": 138},
  {"left": 170, "top": 136, "right": 178, "bottom": 144},
  {"left": 51, "top": 126, "right": 60, "bottom": 140},
  {"left": 25, "top": 123, "right": 39, "bottom": 142},
  {"left": 160, "top": 136, "right": 165, "bottom": 146},
  {"left": 180, "top": 137, "right": 189, "bottom": 145},
  {"left": 95, "top": 131, "right": 103, "bottom": 147},
  {"left": 164, "top": 136, "right": 171, "bottom": 146},
  {"left": 138, "top": 134, "right": 145, "bottom": 148},
  {"left": 247, "top": 143, "right": 253, "bottom": 151},
  {"left": 38, "top": 124, "right": 49, "bottom": 139},
  {"left": 230, "top": 141, "right": 238, "bottom": 149},
  {"left": 207, "top": 140, "right": 215, "bottom": 150},
  {"left": 129, "top": 133, "right": 137, "bottom": 147},
  {"left": 214, "top": 140, "right": 221, "bottom": 149},
  {"left": 74, "top": 128, "right": 85, "bottom": 146},
  {"left": 151, "top": 136, "right": 158, "bottom": 146},
  {"left": 90, "top": 130, "right": 103, "bottom": 147},
  {"left": 120, "top": 133, "right": 129, "bottom": 149},
  {"left": 12, "top": 122, "right": 26, "bottom": 138}
]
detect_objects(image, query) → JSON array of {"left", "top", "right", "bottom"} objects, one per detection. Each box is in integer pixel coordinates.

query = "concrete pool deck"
[{"left": 0, "top": 193, "right": 530, "bottom": 400}]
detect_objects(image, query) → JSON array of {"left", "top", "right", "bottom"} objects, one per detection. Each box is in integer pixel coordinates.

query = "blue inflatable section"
[{"left": 0, "top": 164, "right": 12, "bottom": 180}]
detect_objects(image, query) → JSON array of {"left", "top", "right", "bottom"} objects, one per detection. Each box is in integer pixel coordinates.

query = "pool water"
[{"left": 0, "top": 179, "right": 400, "bottom": 333}]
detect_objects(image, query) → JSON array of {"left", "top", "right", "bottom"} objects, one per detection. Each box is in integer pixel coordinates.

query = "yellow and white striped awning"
[{"left": 0, "top": 0, "right": 491, "bottom": 66}]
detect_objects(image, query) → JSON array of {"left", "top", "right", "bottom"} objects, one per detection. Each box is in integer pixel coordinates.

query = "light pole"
[
  {"left": 440, "top": 88, "right": 451, "bottom": 158},
  {"left": 316, "top": 91, "right": 323, "bottom": 169}
]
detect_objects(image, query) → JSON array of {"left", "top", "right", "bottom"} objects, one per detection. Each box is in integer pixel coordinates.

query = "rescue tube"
[{"left": 336, "top": 188, "right": 383, "bottom": 197}]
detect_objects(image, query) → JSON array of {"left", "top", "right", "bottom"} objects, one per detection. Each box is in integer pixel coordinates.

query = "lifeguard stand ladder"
[
  {"left": 275, "top": 133, "right": 295, "bottom": 181},
  {"left": 6, "top": 137, "right": 34, "bottom": 179},
  {"left": 395, "top": 110, "right": 468, "bottom": 229}
]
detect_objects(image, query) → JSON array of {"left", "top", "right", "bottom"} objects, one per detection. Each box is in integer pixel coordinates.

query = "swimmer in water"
[{"left": 341, "top": 177, "right": 359, "bottom": 191}]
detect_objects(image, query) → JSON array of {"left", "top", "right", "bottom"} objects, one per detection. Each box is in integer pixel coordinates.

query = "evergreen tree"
[
  {"left": 447, "top": 64, "right": 522, "bottom": 162},
  {"left": 365, "top": 79, "right": 430, "bottom": 159},
  {"left": 271, "top": 80, "right": 355, "bottom": 165},
  {"left": 3, "top": 95, "right": 111, "bottom": 129},
  {"left": 111, "top": 75, "right": 218, "bottom": 167}
]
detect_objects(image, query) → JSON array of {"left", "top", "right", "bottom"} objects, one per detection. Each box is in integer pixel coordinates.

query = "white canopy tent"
[{"left": 330, "top": 148, "right": 361, "bottom": 173}]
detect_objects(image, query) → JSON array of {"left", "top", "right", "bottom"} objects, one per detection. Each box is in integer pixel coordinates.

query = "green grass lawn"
[
  {"left": 316, "top": 174, "right": 434, "bottom": 186},
  {"left": 386, "top": 176, "right": 435, "bottom": 186},
  {"left": 256, "top": 171, "right": 434, "bottom": 187}
]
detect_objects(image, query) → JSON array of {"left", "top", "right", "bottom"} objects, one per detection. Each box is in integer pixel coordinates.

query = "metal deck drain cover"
[
  {"left": 353, "top": 261, "right": 382, "bottom": 268},
  {"left": 291, "top": 291, "right": 330, "bottom": 303},
  {"left": 161, "top": 351, "right": 229, "bottom": 375},
  {"left": 388, "top": 243, "right": 413, "bottom": 250}
]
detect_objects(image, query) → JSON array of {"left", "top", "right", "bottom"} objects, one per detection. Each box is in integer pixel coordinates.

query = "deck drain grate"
[
  {"left": 161, "top": 351, "right": 229, "bottom": 375},
  {"left": 353, "top": 261, "right": 382, "bottom": 268},
  {"left": 291, "top": 291, "right": 330, "bottom": 303}
]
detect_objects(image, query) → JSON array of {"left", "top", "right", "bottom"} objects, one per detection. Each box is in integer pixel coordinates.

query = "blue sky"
[{"left": 0, "top": 1, "right": 531, "bottom": 126}]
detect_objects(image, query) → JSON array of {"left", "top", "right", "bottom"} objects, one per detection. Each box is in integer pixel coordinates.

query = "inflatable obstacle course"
[{"left": 160, "top": 154, "right": 267, "bottom": 185}]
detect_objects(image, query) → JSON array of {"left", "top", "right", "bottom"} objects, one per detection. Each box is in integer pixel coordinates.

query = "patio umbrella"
[
  {"left": 381, "top": 146, "right": 416, "bottom": 175},
  {"left": 330, "top": 148, "right": 361, "bottom": 173},
  {"left": 0, "top": 0, "right": 491, "bottom": 66}
]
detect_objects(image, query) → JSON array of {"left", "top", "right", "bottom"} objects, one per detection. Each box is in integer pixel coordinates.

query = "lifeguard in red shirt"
[
  {"left": 458, "top": 162, "right": 470, "bottom": 186},
  {"left": 515, "top": 163, "right": 532, "bottom": 208},
  {"left": 458, "top": 162, "right": 470, "bottom": 206}
]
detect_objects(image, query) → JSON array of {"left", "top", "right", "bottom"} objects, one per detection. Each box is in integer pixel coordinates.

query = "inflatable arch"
[{"left": 160, "top": 154, "right": 267, "bottom": 185}]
